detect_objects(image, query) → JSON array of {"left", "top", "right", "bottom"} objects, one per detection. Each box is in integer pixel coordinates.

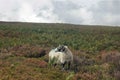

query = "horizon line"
[{"left": 0, "top": 20, "right": 119, "bottom": 27}]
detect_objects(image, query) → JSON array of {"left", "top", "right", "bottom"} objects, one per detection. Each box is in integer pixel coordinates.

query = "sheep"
[{"left": 49, "top": 45, "right": 73, "bottom": 70}]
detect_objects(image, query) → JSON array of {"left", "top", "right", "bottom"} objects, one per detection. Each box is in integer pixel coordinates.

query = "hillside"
[{"left": 0, "top": 22, "right": 120, "bottom": 80}]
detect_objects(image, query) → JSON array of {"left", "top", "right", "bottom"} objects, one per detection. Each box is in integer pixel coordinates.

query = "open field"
[{"left": 0, "top": 22, "right": 120, "bottom": 80}]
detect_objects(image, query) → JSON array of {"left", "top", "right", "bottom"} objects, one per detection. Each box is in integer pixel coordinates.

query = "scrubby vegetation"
[{"left": 0, "top": 22, "right": 120, "bottom": 80}]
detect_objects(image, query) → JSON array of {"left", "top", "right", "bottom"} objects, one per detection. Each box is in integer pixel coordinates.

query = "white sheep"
[{"left": 49, "top": 45, "right": 73, "bottom": 70}]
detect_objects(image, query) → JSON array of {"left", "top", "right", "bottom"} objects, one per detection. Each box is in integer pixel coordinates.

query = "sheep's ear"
[
  {"left": 58, "top": 44, "right": 61, "bottom": 47},
  {"left": 64, "top": 46, "right": 68, "bottom": 48}
]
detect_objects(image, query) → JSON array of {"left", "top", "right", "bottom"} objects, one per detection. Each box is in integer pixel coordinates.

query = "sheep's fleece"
[{"left": 49, "top": 46, "right": 73, "bottom": 64}]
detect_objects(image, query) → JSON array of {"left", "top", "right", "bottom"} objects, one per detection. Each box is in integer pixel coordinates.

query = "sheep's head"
[{"left": 56, "top": 45, "right": 68, "bottom": 52}]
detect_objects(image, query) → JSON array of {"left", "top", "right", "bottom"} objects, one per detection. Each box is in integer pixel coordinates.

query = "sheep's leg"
[
  {"left": 65, "top": 61, "right": 71, "bottom": 71},
  {"left": 61, "top": 62, "right": 66, "bottom": 70},
  {"left": 68, "top": 61, "right": 71, "bottom": 70},
  {"left": 53, "top": 63, "right": 57, "bottom": 68}
]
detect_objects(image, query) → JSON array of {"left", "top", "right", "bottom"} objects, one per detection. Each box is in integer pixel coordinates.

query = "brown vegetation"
[{"left": 0, "top": 22, "right": 120, "bottom": 80}]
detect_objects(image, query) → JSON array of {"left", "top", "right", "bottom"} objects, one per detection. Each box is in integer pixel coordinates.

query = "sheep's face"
[{"left": 56, "top": 45, "right": 67, "bottom": 52}]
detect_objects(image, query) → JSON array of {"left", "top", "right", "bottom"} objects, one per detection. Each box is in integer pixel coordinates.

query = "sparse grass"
[{"left": 0, "top": 22, "right": 120, "bottom": 80}]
